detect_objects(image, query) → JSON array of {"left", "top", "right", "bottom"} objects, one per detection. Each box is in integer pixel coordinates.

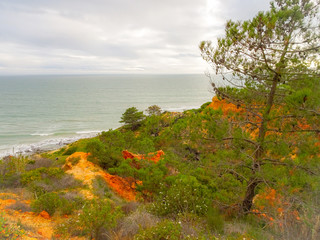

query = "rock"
[{"left": 39, "top": 210, "right": 50, "bottom": 219}]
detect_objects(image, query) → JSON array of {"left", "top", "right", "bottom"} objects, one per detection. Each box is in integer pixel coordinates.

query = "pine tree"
[
  {"left": 200, "top": 0, "right": 320, "bottom": 213},
  {"left": 120, "top": 107, "right": 145, "bottom": 131}
]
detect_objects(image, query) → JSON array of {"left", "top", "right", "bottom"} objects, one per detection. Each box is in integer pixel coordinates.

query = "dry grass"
[
  {"left": 6, "top": 200, "right": 31, "bottom": 212},
  {"left": 32, "top": 173, "right": 84, "bottom": 193},
  {"left": 178, "top": 213, "right": 206, "bottom": 239},
  {"left": 0, "top": 174, "right": 22, "bottom": 189},
  {"left": 121, "top": 201, "right": 140, "bottom": 215},
  {"left": 25, "top": 158, "right": 54, "bottom": 171},
  {"left": 113, "top": 208, "right": 160, "bottom": 239},
  {"left": 224, "top": 221, "right": 250, "bottom": 236}
]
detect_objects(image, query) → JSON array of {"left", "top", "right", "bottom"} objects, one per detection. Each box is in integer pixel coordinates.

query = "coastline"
[
  {"left": 0, "top": 131, "right": 101, "bottom": 158},
  {"left": 0, "top": 105, "right": 204, "bottom": 159},
  {"left": 0, "top": 74, "right": 212, "bottom": 159}
]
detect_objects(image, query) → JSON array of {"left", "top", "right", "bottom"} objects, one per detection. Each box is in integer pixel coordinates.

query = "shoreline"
[
  {"left": 0, "top": 106, "right": 204, "bottom": 159},
  {"left": 0, "top": 131, "right": 101, "bottom": 158}
]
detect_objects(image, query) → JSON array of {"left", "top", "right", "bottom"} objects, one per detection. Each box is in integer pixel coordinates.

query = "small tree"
[
  {"left": 146, "top": 105, "right": 162, "bottom": 116},
  {"left": 200, "top": 0, "right": 320, "bottom": 213},
  {"left": 120, "top": 107, "right": 145, "bottom": 131}
]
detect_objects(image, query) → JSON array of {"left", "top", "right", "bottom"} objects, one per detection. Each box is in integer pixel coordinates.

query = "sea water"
[{"left": 0, "top": 74, "right": 213, "bottom": 157}]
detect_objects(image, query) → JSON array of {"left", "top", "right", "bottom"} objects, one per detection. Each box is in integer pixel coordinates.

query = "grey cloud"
[
  {"left": 0, "top": 0, "right": 271, "bottom": 74},
  {"left": 216, "top": 0, "right": 270, "bottom": 20}
]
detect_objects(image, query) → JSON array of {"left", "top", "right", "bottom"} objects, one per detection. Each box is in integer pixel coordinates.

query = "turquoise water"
[{"left": 0, "top": 74, "right": 212, "bottom": 157}]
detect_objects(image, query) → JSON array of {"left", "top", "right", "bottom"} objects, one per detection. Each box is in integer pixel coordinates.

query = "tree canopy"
[
  {"left": 200, "top": 0, "right": 320, "bottom": 213},
  {"left": 120, "top": 107, "right": 145, "bottom": 131}
]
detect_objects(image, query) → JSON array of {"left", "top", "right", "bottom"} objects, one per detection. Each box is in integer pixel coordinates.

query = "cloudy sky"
[{"left": 0, "top": 0, "right": 270, "bottom": 75}]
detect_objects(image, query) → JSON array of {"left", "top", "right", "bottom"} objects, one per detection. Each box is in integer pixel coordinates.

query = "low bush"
[
  {"left": 31, "top": 191, "right": 85, "bottom": 217},
  {"left": 134, "top": 219, "right": 182, "bottom": 240},
  {"left": 87, "top": 137, "right": 123, "bottom": 169},
  {"left": 24, "top": 170, "right": 82, "bottom": 198},
  {"left": 57, "top": 198, "right": 122, "bottom": 240},
  {"left": 152, "top": 175, "right": 211, "bottom": 216},
  {"left": 31, "top": 192, "right": 63, "bottom": 216},
  {"left": 21, "top": 167, "right": 64, "bottom": 186},
  {"left": 63, "top": 145, "right": 78, "bottom": 156},
  {"left": 79, "top": 199, "right": 123, "bottom": 239}
]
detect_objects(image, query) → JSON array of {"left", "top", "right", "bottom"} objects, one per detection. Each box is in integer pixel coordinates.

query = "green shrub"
[
  {"left": 134, "top": 219, "right": 182, "bottom": 240},
  {"left": 152, "top": 175, "right": 211, "bottom": 216},
  {"left": 31, "top": 191, "right": 84, "bottom": 217},
  {"left": 142, "top": 115, "right": 163, "bottom": 137},
  {"left": 86, "top": 137, "right": 123, "bottom": 169},
  {"left": 87, "top": 130, "right": 132, "bottom": 169},
  {"left": 135, "top": 137, "right": 156, "bottom": 154},
  {"left": 135, "top": 160, "right": 168, "bottom": 198},
  {"left": 77, "top": 198, "right": 122, "bottom": 240},
  {"left": 20, "top": 170, "right": 81, "bottom": 198},
  {"left": 55, "top": 198, "right": 123, "bottom": 239},
  {"left": 31, "top": 192, "right": 62, "bottom": 216},
  {"left": 109, "top": 157, "right": 168, "bottom": 200},
  {"left": 59, "top": 199, "right": 78, "bottom": 216},
  {"left": 21, "top": 169, "right": 42, "bottom": 185},
  {"left": 63, "top": 145, "right": 78, "bottom": 155},
  {"left": 21, "top": 167, "right": 64, "bottom": 185}
]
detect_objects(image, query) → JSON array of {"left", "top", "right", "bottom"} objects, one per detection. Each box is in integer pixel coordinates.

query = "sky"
[{"left": 0, "top": 0, "right": 271, "bottom": 75}]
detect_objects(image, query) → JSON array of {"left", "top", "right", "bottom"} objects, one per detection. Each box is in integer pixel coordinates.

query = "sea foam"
[{"left": 0, "top": 131, "right": 101, "bottom": 158}]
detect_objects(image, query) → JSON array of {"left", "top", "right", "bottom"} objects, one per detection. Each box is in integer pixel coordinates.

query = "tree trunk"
[
  {"left": 241, "top": 178, "right": 260, "bottom": 213},
  {"left": 241, "top": 74, "right": 280, "bottom": 213}
]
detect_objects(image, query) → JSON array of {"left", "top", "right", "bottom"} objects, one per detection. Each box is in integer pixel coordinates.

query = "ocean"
[{"left": 0, "top": 74, "right": 213, "bottom": 157}]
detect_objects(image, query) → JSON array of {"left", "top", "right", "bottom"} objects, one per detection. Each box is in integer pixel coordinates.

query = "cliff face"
[
  {"left": 63, "top": 150, "right": 164, "bottom": 201},
  {"left": 122, "top": 150, "right": 165, "bottom": 163}
]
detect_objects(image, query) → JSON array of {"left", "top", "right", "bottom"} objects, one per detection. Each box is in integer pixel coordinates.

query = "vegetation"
[
  {"left": 120, "top": 106, "right": 145, "bottom": 130},
  {"left": 0, "top": 1, "right": 319, "bottom": 239},
  {"left": 146, "top": 105, "right": 162, "bottom": 116},
  {"left": 200, "top": 0, "right": 320, "bottom": 213},
  {"left": 31, "top": 192, "right": 63, "bottom": 216},
  {"left": 0, "top": 213, "right": 26, "bottom": 239},
  {"left": 134, "top": 219, "right": 182, "bottom": 240}
]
